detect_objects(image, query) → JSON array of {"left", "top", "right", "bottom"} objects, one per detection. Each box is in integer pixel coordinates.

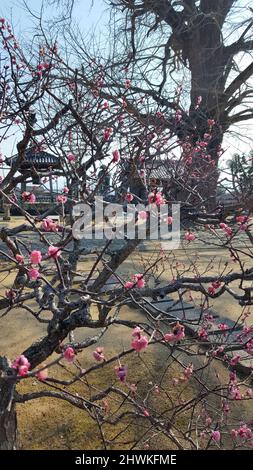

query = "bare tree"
[
  {"left": 103, "top": 0, "right": 253, "bottom": 206},
  {"left": 0, "top": 9, "right": 253, "bottom": 451}
]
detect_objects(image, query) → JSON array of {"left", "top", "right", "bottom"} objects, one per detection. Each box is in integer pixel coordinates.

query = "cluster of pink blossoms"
[
  {"left": 245, "top": 338, "right": 253, "bottom": 356},
  {"left": 148, "top": 192, "right": 165, "bottom": 205},
  {"left": 124, "top": 274, "right": 146, "bottom": 289},
  {"left": 27, "top": 247, "right": 61, "bottom": 280},
  {"left": 48, "top": 246, "right": 62, "bottom": 258},
  {"left": 131, "top": 327, "right": 149, "bottom": 353},
  {"left": 164, "top": 322, "right": 185, "bottom": 343},
  {"left": 21, "top": 191, "right": 36, "bottom": 203},
  {"left": 230, "top": 354, "right": 241, "bottom": 366},
  {"left": 56, "top": 194, "right": 67, "bottom": 203},
  {"left": 41, "top": 217, "right": 59, "bottom": 232},
  {"left": 172, "top": 363, "right": 193, "bottom": 386},
  {"left": 236, "top": 215, "right": 249, "bottom": 231},
  {"left": 231, "top": 424, "right": 253, "bottom": 444},
  {"left": 219, "top": 222, "right": 232, "bottom": 237},
  {"left": 36, "top": 61, "right": 50, "bottom": 78},
  {"left": 198, "top": 327, "right": 208, "bottom": 340},
  {"left": 184, "top": 231, "right": 196, "bottom": 242},
  {"left": 28, "top": 250, "right": 41, "bottom": 280},
  {"left": 12, "top": 355, "right": 30, "bottom": 377},
  {"left": 208, "top": 280, "right": 221, "bottom": 295},
  {"left": 228, "top": 371, "right": 242, "bottom": 400}
]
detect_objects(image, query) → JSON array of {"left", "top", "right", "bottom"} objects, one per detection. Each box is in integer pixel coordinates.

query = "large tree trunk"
[
  {"left": 0, "top": 357, "right": 17, "bottom": 450},
  {"left": 180, "top": 14, "right": 227, "bottom": 209}
]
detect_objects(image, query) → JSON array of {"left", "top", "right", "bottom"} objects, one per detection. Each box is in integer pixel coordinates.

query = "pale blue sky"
[{"left": 0, "top": 0, "right": 107, "bottom": 35}]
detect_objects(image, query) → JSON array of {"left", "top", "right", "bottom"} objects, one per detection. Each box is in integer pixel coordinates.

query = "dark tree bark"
[{"left": 0, "top": 358, "right": 17, "bottom": 450}]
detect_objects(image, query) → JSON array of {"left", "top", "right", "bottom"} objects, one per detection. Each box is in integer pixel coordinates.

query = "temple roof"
[
  {"left": 146, "top": 159, "right": 178, "bottom": 180},
  {"left": 6, "top": 147, "right": 61, "bottom": 170}
]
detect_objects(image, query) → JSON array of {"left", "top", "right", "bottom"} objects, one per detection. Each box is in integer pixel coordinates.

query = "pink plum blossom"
[
  {"left": 102, "top": 101, "right": 110, "bottom": 109},
  {"left": 48, "top": 246, "right": 62, "bottom": 258},
  {"left": 132, "top": 326, "right": 143, "bottom": 338},
  {"left": 30, "top": 250, "right": 42, "bottom": 264},
  {"left": 132, "top": 274, "right": 146, "bottom": 288},
  {"left": 183, "top": 364, "right": 193, "bottom": 379},
  {"left": 131, "top": 326, "right": 149, "bottom": 352},
  {"left": 41, "top": 218, "right": 59, "bottom": 232},
  {"left": 115, "top": 364, "right": 128, "bottom": 382},
  {"left": 164, "top": 333, "right": 175, "bottom": 342},
  {"left": 22, "top": 191, "right": 36, "bottom": 203},
  {"left": 103, "top": 128, "right": 113, "bottom": 141},
  {"left": 138, "top": 211, "right": 147, "bottom": 220},
  {"left": 67, "top": 153, "right": 76, "bottom": 162},
  {"left": 124, "top": 281, "right": 134, "bottom": 289},
  {"left": 230, "top": 355, "right": 241, "bottom": 366},
  {"left": 28, "top": 268, "right": 40, "bottom": 280},
  {"left": 148, "top": 192, "right": 165, "bottom": 205},
  {"left": 125, "top": 193, "right": 134, "bottom": 202},
  {"left": 164, "top": 322, "right": 185, "bottom": 343},
  {"left": 63, "top": 347, "right": 75, "bottom": 363},
  {"left": 15, "top": 254, "right": 24, "bottom": 263},
  {"left": 36, "top": 368, "right": 48, "bottom": 380},
  {"left": 125, "top": 274, "right": 145, "bottom": 289},
  {"left": 12, "top": 354, "right": 31, "bottom": 377},
  {"left": 131, "top": 335, "right": 148, "bottom": 353},
  {"left": 211, "top": 430, "right": 221, "bottom": 442},
  {"left": 112, "top": 149, "right": 120, "bottom": 162},
  {"left": 92, "top": 347, "right": 105, "bottom": 362},
  {"left": 56, "top": 195, "right": 67, "bottom": 203},
  {"left": 236, "top": 215, "right": 248, "bottom": 224},
  {"left": 184, "top": 231, "right": 196, "bottom": 241},
  {"left": 198, "top": 328, "right": 208, "bottom": 340}
]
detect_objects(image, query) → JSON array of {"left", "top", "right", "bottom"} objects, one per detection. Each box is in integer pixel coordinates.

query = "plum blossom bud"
[
  {"left": 30, "top": 250, "right": 42, "bottom": 265},
  {"left": 115, "top": 364, "right": 128, "bottom": 382},
  {"left": 211, "top": 430, "right": 221, "bottom": 442},
  {"left": 112, "top": 149, "right": 120, "bottom": 162},
  {"left": 92, "top": 347, "right": 105, "bottom": 362},
  {"left": 28, "top": 268, "right": 40, "bottom": 280},
  {"left": 22, "top": 192, "right": 36, "bottom": 203},
  {"left": 48, "top": 246, "right": 61, "bottom": 258},
  {"left": 63, "top": 347, "right": 75, "bottom": 363}
]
